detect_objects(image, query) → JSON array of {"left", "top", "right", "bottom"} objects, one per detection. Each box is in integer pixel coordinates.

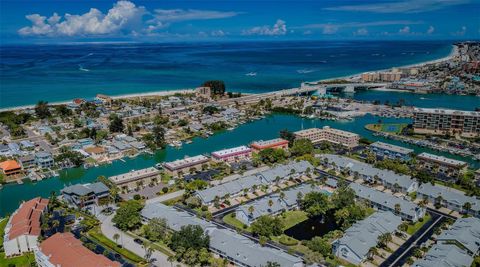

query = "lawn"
[
  {"left": 87, "top": 227, "right": 145, "bottom": 263},
  {"left": 280, "top": 210, "right": 308, "bottom": 230},
  {"left": 0, "top": 252, "right": 35, "bottom": 267},
  {"left": 365, "top": 123, "right": 408, "bottom": 134},
  {"left": 407, "top": 213, "right": 432, "bottom": 235},
  {"left": 222, "top": 213, "right": 251, "bottom": 232},
  {"left": 0, "top": 217, "right": 8, "bottom": 245}
]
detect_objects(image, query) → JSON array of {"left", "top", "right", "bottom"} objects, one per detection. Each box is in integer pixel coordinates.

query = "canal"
[{"left": 1, "top": 113, "right": 478, "bottom": 216}]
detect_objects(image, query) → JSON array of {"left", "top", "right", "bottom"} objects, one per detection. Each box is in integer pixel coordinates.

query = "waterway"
[{"left": 1, "top": 114, "right": 478, "bottom": 216}]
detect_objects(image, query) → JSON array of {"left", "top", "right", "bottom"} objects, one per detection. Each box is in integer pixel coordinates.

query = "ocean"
[{"left": 0, "top": 40, "right": 457, "bottom": 108}]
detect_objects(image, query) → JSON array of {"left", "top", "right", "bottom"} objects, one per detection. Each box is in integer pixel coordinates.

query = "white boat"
[{"left": 245, "top": 72, "right": 257, "bottom": 77}]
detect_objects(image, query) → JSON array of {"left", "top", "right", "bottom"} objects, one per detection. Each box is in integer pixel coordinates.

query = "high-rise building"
[{"left": 413, "top": 108, "right": 480, "bottom": 137}]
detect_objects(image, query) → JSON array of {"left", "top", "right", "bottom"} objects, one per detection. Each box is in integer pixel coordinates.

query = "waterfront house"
[
  {"left": 163, "top": 155, "right": 210, "bottom": 177},
  {"left": 35, "top": 151, "right": 54, "bottom": 169},
  {"left": 212, "top": 146, "right": 252, "bottom": 163},
  {"left": 416, "top": 183, "right": 480, "bottom": 217},
  {"left": 77, "top": 138, "right": 95, "bottom": 148},
  {"left": 250, "top": 138, "right": 289, "bottom": 152},
  {"left": 61, "top": 182, "right": 110, "bottom": 209},
  {"left": 18, "top": 155, "right": 36, "bottom": 169},
  {"left": 84, "top": 146, "right": 107, "bottom": 159},
  {"left": 0, "top": 159, "right": 22, "bottom": 177},
  {"left": 3, "top": 197, "right": 49, "bottom": 257},
  {"left": 349, "top": 183, "right": 425, "bottom": 222},
  {"left": 412, "top": 243, "right": 474, "bottom": 267},
  {"left": 318, "top": 154, "right": 418, "bottom": 193},
  {"left": 109, "top": 167, "right": 160, "bottom": 192},
  {"left": 369, "top": 141, "right": 413, "bottom": 161},
  {"left": 34, "top": 232, "right": 120, "bottom": 267},
  {"left": 416, "top": 152, "right": 468, "bottom": 181},
  {"left": 141, "top": 202, "right": 304, "bottom": 267},
  {"left": 436, "top": 217, "right": 480, "bottom": 256},
  {"left": 332, "top": 211, "right": 402, "bottom": 265},
  {"left": 0, "top": 144, "right": 11, "bottom": 156}
]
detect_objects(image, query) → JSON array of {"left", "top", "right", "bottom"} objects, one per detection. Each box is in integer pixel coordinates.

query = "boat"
[
  {"left": 155, "top": 163, "right": 163, "bottom": 170},
  {"left": 227, "top": 127, "right": 235, "bottom": 131},
  {"left": 185, "top": 140, "right": 193, "bottom": 144},
  {"left": 245, "top": 72, "right": 257, "bottom": 77}
]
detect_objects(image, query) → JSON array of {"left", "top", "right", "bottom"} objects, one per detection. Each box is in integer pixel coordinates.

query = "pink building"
[{"left": 211, "top": 146, "right": 252, "bottom": 163}]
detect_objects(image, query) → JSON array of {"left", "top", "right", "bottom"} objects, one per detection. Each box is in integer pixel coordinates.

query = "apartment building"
[
  {"left": 417, "top": 152, "right": 468, "bottom": 180},
  {"left": 211, "top": 146, "right": 252, "bottom": 163},
  {"left": 413, "top": 108, "right": 480, "bottom": 137},
  {"left": 163, "top": 155, "right": 210, "bottom": 177},
  {"left": 294, "top": 126, "right": 359, "bottom": 149},
  {"left": 109, "top": 167, "right": 160, "bottom": 192},
  {"left": 250, "top": 138, "right": 289, "bottom": 152},
  {"left": 369, "top": 141, "right": 413, "bottom": 161}
]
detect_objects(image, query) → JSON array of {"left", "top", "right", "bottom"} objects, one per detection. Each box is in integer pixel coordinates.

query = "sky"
[{"left": 0, "top": 0, "right": 479, "bottom": 43}]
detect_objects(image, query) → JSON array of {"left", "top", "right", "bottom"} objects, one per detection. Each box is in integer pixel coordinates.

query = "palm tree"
[
  {"left": 113, "top": 233, "right": 120, "bottom": 246},
  {"left": 463, "top": 202, "right": 472, "bottom": 214},
  {"left": 167, "top": 255, "right": 175, "bottom": 267},
  {"left": 268, "top": 199, "right": 274, "bottom": 209},
  {"left": 279, "top": 191, "right": 286, "bottom": 202},
  {"left": 394, "top": 203, "right": 401, "bottom": 215},
  {"left": 377, "top": 233, "right": 392, "bottom": 248},
  {"left": 368, "top": 247, "right": 378, "bottom": 260},
  {"left": 248, "top": 205, "right": 255, "bottom": 216}
]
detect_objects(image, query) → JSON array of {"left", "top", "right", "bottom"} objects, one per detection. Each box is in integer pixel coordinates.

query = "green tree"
[
  {"left": 152, "top": 125, "right": 166, "bottom": 148},
  {"left": 300, "top": 191, "right": 331, "bottom": 217},
  {"left": 170, "top": 224, "right": 209, "bottom": 252},
  {"left": 203, "top": 80, "right": 226, "bottom": 95},
  {"left": 250, "top": 215, "right": 284, "bottom": 237},
  {"left": 35, "top": 100, "right": 51, "bottom": 119},
  {"left": 331, "top": 185, "right": 356, "bottom": 209},
  {"left": 109, "top": 114, "right": 124, "bottom": 133},
  {"left": 279, "top": 129, "right": 295, "bottom": 145},
  {"left": 305, "top": 237, "right": 332, "bottom": 257},
  {"left": 112, "top": 200, "right": 144, "bottom": 231},
  {"left": 290, "top": 138, "right": 314, "bottom": 156},
  {"left": 144, "top": 217, "right": 168, "bottom": 242}
]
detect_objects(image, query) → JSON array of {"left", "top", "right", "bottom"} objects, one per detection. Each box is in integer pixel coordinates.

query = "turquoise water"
[
  {"left": 1, "top": 114, "right": 477, "bottom": 216},
  {"left": 0, "top": 40, "right": 459, "bottom": 108}
]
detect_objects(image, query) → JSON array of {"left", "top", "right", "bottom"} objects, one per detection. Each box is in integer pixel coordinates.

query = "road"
[{"left": 99, "top": 214, "right": 181, "bottom": 267}]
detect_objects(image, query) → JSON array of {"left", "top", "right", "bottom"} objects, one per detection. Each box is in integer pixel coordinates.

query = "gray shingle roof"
[
  {"left": 318, "top": 154, "right": 416, "bottom": 190},
  {"left": 437, "top": 217, "right": 480, "bottom": 255},
  {"left": 417, "top": 183, "right": 480, "bottom": 212},
  {"left": 335, "top": 211, "right": 401, "bottom": 260},
  {"left": 349, "top": 183, "right": 421, "bottom": 219},
  {"left": 62, "top": 182, "right": 109, "bottom": 196},
  {"left": 412, "top": 244, "right": 473, "bottom": 267},
  {"left": 141, "top": 203, "right": 303, "bottom": 267}
]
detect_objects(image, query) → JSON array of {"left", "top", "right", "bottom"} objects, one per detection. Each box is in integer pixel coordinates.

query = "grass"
[
  {"left": 125, "top": 231, "right": 175, "bottom": 257},
  {"left": 222, "top": 213, "right": 251, "bottom": 232},
  {"left": 0, "top": 217, "right": 8, "bottom": 245},
  {"left": 280, "top": 210, "right": 308, "bottom": 230},
  {"left": 434, "top": 180, "right": 468, "bottom": 193},
  {"left": 87, "top": 227, "right": 145, "bottom": 263},
  {"left": 407, "top": 213, "right": 432, "bottom": 235},
  {"left": 0, "top": 252, "right": 35, "bottom": 267},
  {"left": 365, "top": 123, "right": 408, "bottom": 134}
]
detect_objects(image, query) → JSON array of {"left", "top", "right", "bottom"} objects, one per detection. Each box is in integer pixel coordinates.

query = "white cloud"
[
  {"left": 325, "top": 0, "right": 469, "bottom": 13},
  {"left": 242, "top": 19, "right": 287, "bottom": 36},
  {"left": 297, "top": 20, "right": 422, "bottom": 30},
  {"left": 19, "top": 1, "right": 146, "bottom": 36},
  {"left": 210, "top": 30, "right": 226, "bottom": 37},
  {"left": 152, "top": 9, "right": 238, "bottom": 23},
  {"left": 321, "top": 24, "right": 339, "bottom": 34},
  {"left": 399, "top": 26, "right": 411, "bottom": 34},
  {"left": 354, "top": 28, "right": 369, "bottom": 36},
  {"left": 427, "top": 26, "right": 435, "bottom": 34}
]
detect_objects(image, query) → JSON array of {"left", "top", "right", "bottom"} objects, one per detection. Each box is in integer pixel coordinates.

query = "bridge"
[{"left": 298, "top": 82, "right": 386, "bottom": 95}]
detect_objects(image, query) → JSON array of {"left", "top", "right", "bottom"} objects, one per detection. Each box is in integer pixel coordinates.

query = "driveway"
[
  {"left": 100, "top": 214, "right": 180, "bottom": 267},
  {"left": 146, "top": 189, "right": 185, "bottom": 204}
]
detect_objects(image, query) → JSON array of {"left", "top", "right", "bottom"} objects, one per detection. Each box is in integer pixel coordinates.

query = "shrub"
[
  {"left": 162, "top": 187, "right": 169, "bottom": 193},
  {"left": 279, "top": 236, "right": 298, "bottom": 246}
]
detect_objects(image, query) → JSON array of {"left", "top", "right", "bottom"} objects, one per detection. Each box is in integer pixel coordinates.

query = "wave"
[
  {"left": 297, "top": 69, "right": 315, "bottom": 74},
  {"left": 78, "top": 65, "right": 90, "bottom": 72}
]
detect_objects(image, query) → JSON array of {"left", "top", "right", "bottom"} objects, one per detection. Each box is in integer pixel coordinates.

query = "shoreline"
[{"left": 0, "top": 44, "right": 458, "bottom": 112}]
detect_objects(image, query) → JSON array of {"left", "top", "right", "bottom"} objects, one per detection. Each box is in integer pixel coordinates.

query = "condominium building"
[
  {"left": 417, "top": 152, "right": 468, "bottom": 180},
  {"left": 361, "top": 71, "right": 402, "bottom": 82},
  {"left": 3, "top": 197, "right": 49, "bottom": 256},
  {"left": 35, "top": 232, "right": 120, "bottom": 267},
  {"left": 211, "top": 146, "right": 252, "bottom": 163},
  {"left": 250, "top": 138, "right": 289, "bottom": 152},
  {"left": 142, "top": 203, "right": 304, "bottom": 267},
  {"left": 369, "top": 141, "right": 413, "bottom": 161},
  {"left": 332, "top": 211, "right": 401, "bottom": 265},
  {"left": 163, "top": 155, "right": 210, "bottom": 177},
  {"left": 109, "top": 167, "right": 160, "bottom": 192},
  {"left": 413, "top": 108, "right": 480, "bottom": 137},
  {"left": 294, "top": 126, "right": 359, "bottom": 149}
]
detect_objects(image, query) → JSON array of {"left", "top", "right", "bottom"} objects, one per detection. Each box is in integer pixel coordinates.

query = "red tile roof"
[
  {"left": 8, "top": 197, "right": 49, "bottom": 240},
  {"left": 0, "top": 160, "right": 21, "bottom": 172},
  {"left": 39, "top": 233, "right": 121, "bottom": 267}
]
